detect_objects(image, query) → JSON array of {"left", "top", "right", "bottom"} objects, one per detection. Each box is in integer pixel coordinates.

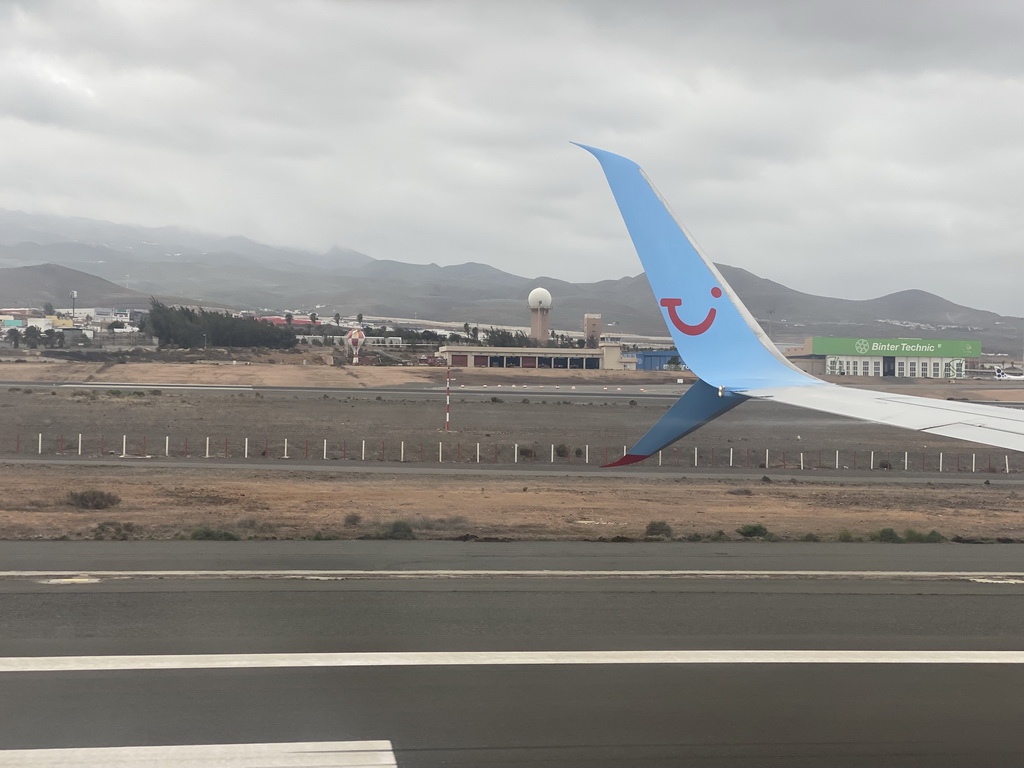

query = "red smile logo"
[{"left": 661, "top": 287, "right": 722, "bottom": 336}]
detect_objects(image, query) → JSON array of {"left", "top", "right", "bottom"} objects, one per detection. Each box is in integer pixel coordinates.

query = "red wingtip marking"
[{"left": 602, "top": 453, "right": 650, "bottom": 468}]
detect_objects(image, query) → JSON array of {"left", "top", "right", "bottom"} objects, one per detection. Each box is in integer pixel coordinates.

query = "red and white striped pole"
[{"left": 445, "top": 366, "right": 451, "bottom": 432}]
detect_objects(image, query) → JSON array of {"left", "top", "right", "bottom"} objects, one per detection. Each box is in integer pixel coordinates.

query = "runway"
[{"left": 2, "top": 543, "right": 1024, "bottom": 766}]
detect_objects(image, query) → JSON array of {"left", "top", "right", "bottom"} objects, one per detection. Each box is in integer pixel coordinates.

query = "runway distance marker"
[{"left": 5, "top": 650, "right": 1024, "bottom": 673}]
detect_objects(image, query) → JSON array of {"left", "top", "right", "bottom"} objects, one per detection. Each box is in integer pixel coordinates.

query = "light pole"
[{"left": 69, "top": 291, "right": 77, "bottom": 326}]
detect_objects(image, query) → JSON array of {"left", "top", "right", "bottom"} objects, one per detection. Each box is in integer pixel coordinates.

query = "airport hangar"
[{"left": 788, "top": 337, "right": 981, "bottom": 378}]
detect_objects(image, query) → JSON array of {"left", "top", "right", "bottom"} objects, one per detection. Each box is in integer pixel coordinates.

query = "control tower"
[{"left": 528, "top": 287, "right": 552, "bottom": 342}]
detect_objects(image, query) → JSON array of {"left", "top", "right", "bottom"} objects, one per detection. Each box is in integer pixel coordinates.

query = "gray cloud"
[{"left": 2, "top": 0, "right": 1023, "bottom": 314}]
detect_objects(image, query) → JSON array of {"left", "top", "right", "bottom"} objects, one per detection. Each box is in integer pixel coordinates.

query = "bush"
[
  {"left": 382, "top": 520, "right": 416, "bottom": 540},
  {"left": 574, "top": 447, "right": 584, "bottom": 458},
  {"left": 554, "top": 443, "right": 569, "bottom": 458},
  {"left": 644, "top": 520, "right": 673, "bottom": 538},
  {"left": 628, "top": 400, "right": 638, "bottom": 407},
  {"left": 736, "top": 523, "right": 769, "bottom": 538},
  {"left": 684, "top": 532, "right": 704, "bottom": 542},
  {"left": 518, "top": 446, "right": 535, "bottom": 459},
  {"left": 903, "top": 528, "right": 945, "bottom": 543},
  {"left": 67, "top": 489, "right": 121, "bottom": 509},
  {"left": 490, "top": 396, "right": 504, "bottom": 403},
  {"left": 708, "top": 529, "right": 730, "bottom": 541},
  {"left": 343, "top": 512, "right": 363, "bottom": 527},
  {"left": 837, "top": 529, "right": 857, "bottom": 542},
  {"left": 92, "top": 521, "right": 138, "bottom": 540},
  {"left": 727, "top": 488, "right": 753, "bottom": 496},
  {"left": 801, "top": 533, "right": 821, "bottom": 542},
  {"left": 870, "top": 527, "right": 902, "bottom": 543},
  {"left": 190, "top": 526, "right": 240, "bottom": 541}
]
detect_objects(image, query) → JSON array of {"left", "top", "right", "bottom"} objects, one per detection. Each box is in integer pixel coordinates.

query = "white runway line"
[
  {"left": 4, "top": 650, "right": 1024, "bottom": 673},
  {"left": 5, "top": 569, "right": 1024, "bottom": 582},
  {"left": 0, "top": 740, "right": 396, "bottom": 767}
]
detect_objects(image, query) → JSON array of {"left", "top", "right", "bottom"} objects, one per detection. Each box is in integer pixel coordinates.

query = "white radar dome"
[{"left": 528, "top": 287, "right": 553, "bottom": 308}]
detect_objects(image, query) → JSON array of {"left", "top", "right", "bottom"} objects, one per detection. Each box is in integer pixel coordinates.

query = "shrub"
[
  {"left": 645, "top": 520, "right": 673, "bottom": 538},
  {"left": 92, "top": 521, "right": 138, "bottom": 540},
  {"left": 727, "top": 488, "right": 753, "bottom": 496},
  {"left": 870, "top": 527, "right": 902, "bottom": 543},
  {"left": 736, "top": 523, "right": 769, "bottom": 538},
  {"left": 628, "top": 400, "right": 638, "bottom": 407},
  {"left": 801, "top": 533, "right": 821, "bottom": 542},
  {"left": 877, "top": 460, "right": 893, "bottom": 470},
  {"left": 554, "top": 443, "right": 569, "bottom": 458},
  {"left": 343, "top": 512, "right": 363, "bottom": 527},
  {"left": 383, "top": 520, "right": 415, "bottom": 540},
  {"left": 684, "top": 532, "right": 704, "bottom": 542},
  {"left": 708, "top": 529, "right": 730, "bottom": 541},
  {"left": 67, "top": 489, "right": 121, "bottom": 509},
  {"left": 837, "top": 529, "right": 856, "bottom": 542},
  {"left": 190, "top": 526, "right": 240, "bottom": 541},
  {"left": 903, "top": 528, "right": 945, "bottom": 543},
  {"left": 518, "top": 446, "right": 535, "bottom": 459},
  {"left": 574, "top": 447, "right": 584, "bottom": 458},
  {"left": 490, "top": 396, "right": 504, "bottom": 403}
]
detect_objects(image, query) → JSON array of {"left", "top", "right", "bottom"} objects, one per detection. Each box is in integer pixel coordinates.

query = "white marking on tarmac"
[
  {"left": 5, "top": 569, "right": 1024, "bottom": 583},
  {"left": 3, "top": 650, "right": 1024, "bottom": 673},
  {"left": 0, "top": 740, "right": 396, "bottom": 767}
]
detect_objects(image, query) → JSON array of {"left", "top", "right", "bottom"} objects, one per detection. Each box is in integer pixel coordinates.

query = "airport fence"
[{"left": 3, "top": 431, "right": 1020, "bottom": 474}]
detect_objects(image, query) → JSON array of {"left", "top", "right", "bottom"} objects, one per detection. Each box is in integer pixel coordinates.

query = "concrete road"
[{"left": 2, "top": 543, "right": 1024, "bottom": 767}]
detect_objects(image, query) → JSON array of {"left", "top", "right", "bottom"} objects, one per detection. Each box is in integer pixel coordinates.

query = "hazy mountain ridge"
[{"left": 0, "top": 209, "right": 1018, "bottom": 353}]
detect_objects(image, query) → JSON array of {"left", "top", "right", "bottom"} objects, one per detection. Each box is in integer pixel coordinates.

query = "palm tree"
[
  {"left": 5, "top": 328, "right": 21, "bottom": 348},
  {"left": 333, "top": 312, "right": 341, "bottom": 326},
  {"left": 284, "top": 313, "right": 293, "bottom": 326},
  {"left": 23, "top": 326, "right": 41, "bottom": 349}
]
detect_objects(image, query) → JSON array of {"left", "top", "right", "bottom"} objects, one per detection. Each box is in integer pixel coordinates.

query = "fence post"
[
  {"left": 401, "top": 441, "right": 405, "bottom": 462},
  {"left": 1006, "top": 455, "right": 1010, "bottom": 474},
  {"left": 514, "top": 443, "right": 519, "bottom": 464},
  {"left": 939, "top": 452, "right": 943, "bottom": 472},
  {"left": 476, "top": 443, "right": 480, "bottom": 463},
  {"left": 38, "top": 433, "right": 42, "bottom": 455},
  {"left": 284, "top": 438, "right": 290, "bottom": 459},
  {"left": 904, "top": 451, "right": 908, "bottom": 471},
  {"left": 658, "top": 450, "right": 662, "bottom": 467},
  {"left": 800, "top": 452, "right": 804, "bottom": 470},
  {"left": 205, "top": 437, "right": 210, "bottom": 459},
  {"left": 835, "top": 450, "right": 839, "bottom": 470},
  {"left": 122, "top": 434, "right": 127, "bottom": 457},
  {"left": 729, "top": 447, "right": 733, "bottom": 467},
  {"left": 438, "top": 442, "right": 443, "bottom": 463},
  {"left": 764, "top": 448, "right": 769, "bottom": 468},
  {"left": 79, "top": 433, "right": 83, "bottom": 457},
  {"left": 323, "top": 439, "right": 328, "bottom": 460},
  {"left": 585, "top": 445, "right": 589, "bottom": 464},
  {"left": 870, "top": 450, "right": 874, "bottom": 470},
  {"left": 550, "top": 444, "right": 555, "bottom": 463},
  {"left": 361, "top": 440, "right": 365, "bottom": 461},
  {"left": 972, "top": 453, "right": 976, "bottom": 473},
  {"left": 693, "top": 446, "right": 698, "bottom": 467},
  {"left": 244, "top": 437, "right": 249, "bottom": 459}
]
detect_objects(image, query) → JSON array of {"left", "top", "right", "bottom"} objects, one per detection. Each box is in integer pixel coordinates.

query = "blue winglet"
[
  {"left": 603, "top": 379, "right": 746, "bottom": 466},
  {"left": 575, "top": 143, "right": 820, "bottom": 466},
  {"left": 574, "top": 143, "right": 815, "bottom": 393}
]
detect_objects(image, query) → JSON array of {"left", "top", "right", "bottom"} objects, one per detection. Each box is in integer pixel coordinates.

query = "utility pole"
[{"left": 69, "top": 291, "right": 77, "bottom": 326}]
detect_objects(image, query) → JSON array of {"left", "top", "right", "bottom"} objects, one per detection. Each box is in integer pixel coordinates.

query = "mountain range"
[{"left": 0, "top": 208, "right": 1019, "bottom": 354}]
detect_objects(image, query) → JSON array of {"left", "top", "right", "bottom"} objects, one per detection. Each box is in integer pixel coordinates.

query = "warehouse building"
[{"left": 801, "top": 337, "right": 981, "bottom": 378}]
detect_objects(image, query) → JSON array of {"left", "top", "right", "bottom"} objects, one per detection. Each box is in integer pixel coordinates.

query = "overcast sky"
[{"left": 3, "top": 0, "right": 1024, "bottom": 314}]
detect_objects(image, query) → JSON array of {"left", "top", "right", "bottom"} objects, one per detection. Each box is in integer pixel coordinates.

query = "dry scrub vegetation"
[{"left": 1, "top": 464, "right": 1022, "bottom": 542}]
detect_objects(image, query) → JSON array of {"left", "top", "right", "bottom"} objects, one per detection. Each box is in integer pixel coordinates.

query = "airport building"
[
  {"left": 438, "top": 343, "right": 635, "bottom": 370},
  {"left": 797, "top": 337, "right": 981, "bottom": 378}
]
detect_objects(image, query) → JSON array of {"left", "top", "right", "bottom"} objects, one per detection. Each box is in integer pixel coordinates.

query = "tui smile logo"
[{"left": 660, "top": 287, "right": 722, "bottom": 336}]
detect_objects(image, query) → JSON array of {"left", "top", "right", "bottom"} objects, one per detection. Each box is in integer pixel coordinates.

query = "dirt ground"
[{"left": 1, "top": 358, "right": 1023, "bottom": 542}]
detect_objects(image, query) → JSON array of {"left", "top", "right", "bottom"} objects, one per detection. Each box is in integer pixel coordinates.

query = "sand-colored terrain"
[
  {"left": 1, "top": 357, "right": 1022, "bottom": 542},
  {"left": 1, "top": 464, "right": 1021, "bottom": 543}
]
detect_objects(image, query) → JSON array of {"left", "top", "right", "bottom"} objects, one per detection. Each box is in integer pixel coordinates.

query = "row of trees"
[
  {"left": 5, "top": 327, "right": 65, "bottom": 349},
  {"left": 144, "top": 301, "right": 297, "bottom": 349}
]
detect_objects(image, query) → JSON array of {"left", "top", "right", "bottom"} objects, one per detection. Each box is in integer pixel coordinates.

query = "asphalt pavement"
[{"left": 2, "top": 542, "right": 1024, "bottom": 766}]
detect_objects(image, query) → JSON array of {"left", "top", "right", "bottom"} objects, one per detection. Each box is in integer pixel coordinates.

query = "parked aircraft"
[
  {"left": 995, "top": 367, "right": 1024, "bottom": 380},
  {"left": 574, "top": 144, "right": 1024, "bottom": 465}
]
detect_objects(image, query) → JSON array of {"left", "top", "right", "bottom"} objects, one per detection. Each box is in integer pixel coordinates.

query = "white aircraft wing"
[{"left": 742, "top": 383, "right": 1024, "bottom": 452}]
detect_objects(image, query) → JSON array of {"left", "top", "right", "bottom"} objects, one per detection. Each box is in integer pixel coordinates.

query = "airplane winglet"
[{"left": 603, "top": 453, "right": 649, "bottom": 468}]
